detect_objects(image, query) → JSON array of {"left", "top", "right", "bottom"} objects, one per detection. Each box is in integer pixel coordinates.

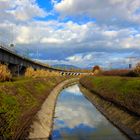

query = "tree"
[
  {"left": 92, "top": 65, "right": 100, "bottom": 71},
  {"left": 92, "top": 65, "right": 101, "bottom": 75}
]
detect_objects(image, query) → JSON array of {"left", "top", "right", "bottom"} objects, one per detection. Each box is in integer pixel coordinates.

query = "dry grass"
[
  {"left": 25, "top": 67, "right": 60, "bottom": 78},
  {"left": 0, "top": 64, "right": 12, "bottom": 82}
]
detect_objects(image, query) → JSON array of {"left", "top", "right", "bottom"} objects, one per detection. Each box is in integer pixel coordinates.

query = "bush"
[
  {"left": 0, "top": 64, "right": 12, "bottom": 82},
  {"left": 25, "top": 67, "right": 60, "bottom": 78},
  {"left": 101, "top": 69, "right": 130, "bottom": 76},
  {"left": 125, "top": 63, "right": 140, "bottom": 77},
  {"left": 125, "top": 71, "right": 139, "bottom": 77},
  {"left": 134, "top": 63, "right": 140, "bottom": 76},
  {"left": 92, "top": 65, "right": 102, "bottom": 75}
]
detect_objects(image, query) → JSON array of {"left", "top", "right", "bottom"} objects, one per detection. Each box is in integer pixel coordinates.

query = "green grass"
[
  {"left": 0, "top": 76, "right": 67, "bottom": 139},
  {"left": 80, "top": 76, "right": 140, "bottom": 116}
]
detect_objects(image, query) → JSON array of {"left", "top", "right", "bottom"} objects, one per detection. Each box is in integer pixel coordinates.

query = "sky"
[{"left": 0, "top": 0, "right": 140, "bottom": 69}]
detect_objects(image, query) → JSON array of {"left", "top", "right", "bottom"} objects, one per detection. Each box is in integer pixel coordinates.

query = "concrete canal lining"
[{"left": 28, "top": 78, "right": 79, "bottom": 140}]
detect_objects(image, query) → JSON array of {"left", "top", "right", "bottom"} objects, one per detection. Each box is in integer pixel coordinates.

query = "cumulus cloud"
[
  {"left": 1, "top": 19, "right": 140, "bottom": 68},
  {"left": 65, "top": 85, "right": 82, "bottom": 96},
  {"left": 12, "top": 21, "right": 140, "bottom": 51},
  {"left": 54, "top": 85, "right": 110, "bottom": 130},
  {"left": 12, "top": 19, "right": 140, "bottom": 68},
  {"left": 0, "top": 0, "right": 46, "bottom": 22},
  {"left": 0, "top": 0, "right": 140, "bottom": 68},
  {"left": 35, "top": 50, "right": 139, "bottom": 69},
  {"left": 12, "top": 2, "right": 46, "bottom": 21},
  {"left": 54, "top": 0, "right": 140, "bottom": 25},
  {"left": 55, "top": 105, "right": 103, "bottom": 129}
]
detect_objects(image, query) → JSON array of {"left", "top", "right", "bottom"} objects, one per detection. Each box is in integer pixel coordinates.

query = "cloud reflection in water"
[{"left": 52, "top": 84, "right": 128, "bottom": 140}]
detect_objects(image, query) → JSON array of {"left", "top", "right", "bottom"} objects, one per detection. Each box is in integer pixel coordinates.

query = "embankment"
[
  {"left": 80, "top": 76, "right": 140, "bottom": 140},
  {"left": 0, "top": 76, "right": 73, "bottom": 139},
  {"left": 28, "top": 78, "right": 79, "bottom": 140}
]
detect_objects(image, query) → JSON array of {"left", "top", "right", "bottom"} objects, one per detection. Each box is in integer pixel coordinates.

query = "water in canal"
[{"left": 51, "top": 84, "right": 128, "bottom": 140}]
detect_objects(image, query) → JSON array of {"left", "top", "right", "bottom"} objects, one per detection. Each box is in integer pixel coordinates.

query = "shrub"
[
  {"left": 92, "top": 65, "right": 102, "bottom": 75},
  {"left": 25, "top": 67, "right": 60, "bottom": 78},
  {"left": 101, "top": 69, "right": 130, "bottom": 76},
  {"left": 125, "top": 71, "right": 139, "bottom": 77},
  {"left": 125, "top": 63, "right": 140, "bottom": 77},
  {"left": 134, "top": 63, "right": 140, "bottom": 76},
  {"left": 0, "top": 64, "right": 12, "bottom": 82}
]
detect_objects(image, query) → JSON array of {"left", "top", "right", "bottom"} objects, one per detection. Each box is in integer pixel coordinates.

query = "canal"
[{"left": 51, "top": 84, "right": 128, "bottom": 140}]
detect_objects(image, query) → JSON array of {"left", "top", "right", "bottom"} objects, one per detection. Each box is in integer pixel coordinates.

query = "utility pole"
[
  {"left": 36, "top": 47, "right": 39, "bottom": 59},
  {"left": 9, "top": 24, "right": 15, "bottom": 51}
]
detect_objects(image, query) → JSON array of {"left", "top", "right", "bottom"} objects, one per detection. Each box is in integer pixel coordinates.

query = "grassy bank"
[
  {"left": 80, "top": 85, "right": 140, "bottom": 138},
  {"left": 80, "top": 76, "right": 140, "bottom": 116},
  {"left": 0, "top": 76, "right": 67, "bottom": 139}
]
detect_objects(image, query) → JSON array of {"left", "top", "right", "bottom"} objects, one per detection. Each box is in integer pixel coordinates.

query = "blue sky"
[
  {"left": 0, "top": 0, "right": 140, "bottom": 68},
  {"left": 37, "top": 0, "right": 53, "bottom": 11}
]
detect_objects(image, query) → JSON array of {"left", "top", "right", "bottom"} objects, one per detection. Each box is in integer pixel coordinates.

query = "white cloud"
[
  {"left": 41, "top": 37, "right": 64, "bottom": 44},
  {"left": 51, "top": 0, "right": 58, "bottom": 5},
  {"left": 64, "top": 51, "right": 139, "bottom": 68},
  {"left": 54, "top": 0, "right": 140, "bottom": 25},
  {"left": 0, "top": 0, "right": 140, "bottom": 68},
  {"left": 55, "top": 105, "right": 102, "bottom": 129},
  {"left": 12, "top": 0, "right": 46, "bottom": 21},
  {"left": 0, "top": 0, "right": 46, "bottom": 22},
  {"left": 1, "top": 19, "right": 140, "bottom": 57},
  {"left": 16, "top": 26, "right": 31, "bottom": 44},
  {"left": 102, "top": 31, "right": 118, "bottom": 38},
  {"left": 37, "top": 59, "right": 70, "bottom": 66},
  {"left": 54, "top": 85, "right": 106, "bottom": 129},
  {"left": 65, "top": 85, "right": 82, "bottom": 96},
  {"left": 67, "top": 55, "right": 83, "bottom": 62},
  {"left": 5, "top": 19, "right": 138, "bottom": 68}
]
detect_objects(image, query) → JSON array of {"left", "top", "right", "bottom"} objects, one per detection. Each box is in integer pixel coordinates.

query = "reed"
[
  {"left": 25, "top": 67, "right": 60, "bottom": 78},
  {"left": 0, "top": 64, "right": 12, "bottom": 82}
]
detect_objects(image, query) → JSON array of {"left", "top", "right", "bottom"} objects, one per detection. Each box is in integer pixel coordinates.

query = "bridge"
[{"left": 0, "top": 45, "right": 85, "bottom": 76}]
